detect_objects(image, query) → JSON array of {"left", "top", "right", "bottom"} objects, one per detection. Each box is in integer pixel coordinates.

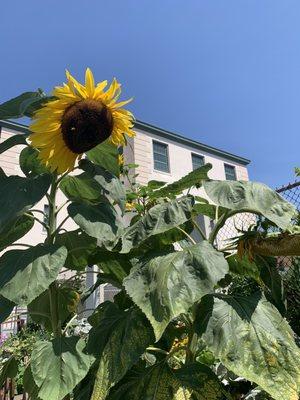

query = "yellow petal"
[{"left": 85, "top": 68, "right": 95, "bottom": 97}]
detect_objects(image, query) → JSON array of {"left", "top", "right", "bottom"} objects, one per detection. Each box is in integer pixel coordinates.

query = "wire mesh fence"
[{"left": 216, "top": 180, "right": 300, "bottom": 269}]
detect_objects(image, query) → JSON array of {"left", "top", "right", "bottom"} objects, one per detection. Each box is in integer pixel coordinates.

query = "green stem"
[
  {"left": 47, "top": 174, "right": 61, "bottom": 337},
  {"left": 208, "top": 212, "right": 229, "bottom": 245},
  {"left": 192, "top": 218, "right": 206, "bottom": 240}
]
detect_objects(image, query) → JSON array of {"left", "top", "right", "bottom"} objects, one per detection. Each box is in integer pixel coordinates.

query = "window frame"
[
  {"left": 191, "top": 153, "right": 205, "bottom": 171},
  {"left": 152, "top": 140, "right": 170, "bottom": 173},
  {"left": 224, "top": 163, "right": 237, "bottom": 181}
]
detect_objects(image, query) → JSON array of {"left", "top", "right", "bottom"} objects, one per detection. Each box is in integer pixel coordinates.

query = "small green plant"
[{"left": 0, "top": 71, "right": 299, "bottom": 400}]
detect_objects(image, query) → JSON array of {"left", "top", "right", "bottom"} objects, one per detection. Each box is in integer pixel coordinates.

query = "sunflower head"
[{"left": 29, "top": 69, "right": 135, "bottom": 174}]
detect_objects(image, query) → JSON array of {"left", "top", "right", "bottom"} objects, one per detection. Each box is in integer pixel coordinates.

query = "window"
[
  {"left": 191, "top": 153, "right": 205, "bottom": 170},
  {"left": 224, "top": 164, "right": 237, "bottom": 180},
  {"left": 153, "top": 141, "right": 169, "bottom": 172}
]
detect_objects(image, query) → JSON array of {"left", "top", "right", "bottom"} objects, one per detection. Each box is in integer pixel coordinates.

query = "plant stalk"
[{"left": 47, "top": 174, "right": 61, "bottom": 337}]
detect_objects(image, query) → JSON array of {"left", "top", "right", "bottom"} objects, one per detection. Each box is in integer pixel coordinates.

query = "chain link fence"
[{"left": 216, "top": 180, "right": 300, "bottom": 268}]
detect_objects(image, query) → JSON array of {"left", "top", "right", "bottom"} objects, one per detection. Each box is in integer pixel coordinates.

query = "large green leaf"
[
  {"left": 93, "top": 251, "right": 133, "bottom": 286},
  {"left": 203, "top": 180, "right": 296, "bottom": 230},
  {"left": 0, "top": 214, "right": 34, "bottom": 252},
  {"left": 0, "top": 295, "right": 15, "bottom": 324},
  {"left": 91, "top": 306, "right": 154, "bottom": 400},
  {"left": 0, "top": 357, "right": 18, "bottom": 387},
  {"left": 194, "top": 292, "right": 300, "bottom": 400},
  {"left": 31, "top": 336, "right": 94, "bottom": 400},
  {"left": 87, "top": 139, "right": 120, "bottom": 176},
  {"left": 19, "top": 146, "right": 49, "bottom": 177},
  {"left": 79, "top": 159, "right": 126, "bottom": 211},
  {"left": 23, "top": 366, "right": 40, "bottom": 400},
  {"left": 121, "top": 197, "right": 194, "bottom": 253},
  {"left": 175, "top": 362, "right": 229, "bottom": 400},
  {"left": 68, "top": 202, "right": 122, "bottom": 250},
  {"left": 0, "top": 173, "right": 51, "bottom": 234},
  {"left": 0, "top": 91, "right": 52, "bottom": 119},
  {"left": 150, "top": 164, "right": 212, "bottom": 199},
  {"left": 55, "top": 229, "right": 97, "bottom": 270},
  {"left": 0, "top": 133, "right": 28, "bottom": 155},
  {"left": 0, "top": 244, "right": 67, "bottom": 306},
  {"left": 256, "top": 256, "right": 286, "bottom": 316},
  {"left": 107, "top": 363, "right": 187, "bottom": 400},
  {"left": 124, "top": 241, "right": 229, "bottom": 340},
  {"left": 227, "top": 253, "right": 260, "bottom": 280},
  {"left": 28, "top": 286, "right": 80, "bottom": 331},
  {"left": 60, "top": 173, "right": 109, "bottom": 205}
]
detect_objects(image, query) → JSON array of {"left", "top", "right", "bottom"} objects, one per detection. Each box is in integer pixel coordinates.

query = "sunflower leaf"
[
  {"left": 0, "top": 214, "right": 34, "bottom": 252},
  {"left": 19, "top": 146, "right": 50, "bottom": 177},
  {"left": 0, "top": 91, "right": 51, "bottom": 119},
  {"left": 79, "top": 159, "right": 126, "bottom": 212},
  {"left": 0, "top": 173, "right": 51, "bottom": 235},
  {"left": 120, "top": 196, "right": 194, "bottom": 253},
  {"left": 87, "top": 139, "right": 120, "bottom": 176},
  {"left": 150, "top": 163, "right": 212, "bottom": 199},
  {"left": 203, "top": 180, "right": 296, "bottom": 230},
  {"left": 31, "top": 336, "right": 94, "bottom": 400},
  {"left": 90, "top": 305, "right": 154, "bottom": 400},
  {"left": 124, "top": 241, "right": 229, "bottom": 340},
  {"left": 0, "top": 133, "right": 28, "bottom": 155},
  {"left": 194, "top": 292, "right": 300, "bottom": 400},
  {"left": 67, "top": 202, "right": 123, "bottom": 250},
  {"left": 0, "top": 244, "right": 67, "bottom": 306}
]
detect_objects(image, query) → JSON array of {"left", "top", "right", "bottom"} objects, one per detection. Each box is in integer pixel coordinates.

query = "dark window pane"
[
  {"left": 153, "top": 141, "right": 169, "bottom": 172},
  {"left": 191, "top": 154, "right": 205, "bottom": 170},
  {"left": 224, "top": 164, "right": 237, "bottom": 180}
]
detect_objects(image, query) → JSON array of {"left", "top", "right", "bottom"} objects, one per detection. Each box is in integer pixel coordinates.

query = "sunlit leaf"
[
  {"left": 0, "top": 244, "right": 67, "bottom": 306},
  {"left": 31, "top": 336, "right": 94, "bottom": 400},
  {"left": 194, "top": 292, "right": 300, "bottom": 400},
  {"left": 124, "top": 241, "right": 228, "bottom": 340},
  {"left": 203, "top": 180, "right": 296, "bottom": 230}
]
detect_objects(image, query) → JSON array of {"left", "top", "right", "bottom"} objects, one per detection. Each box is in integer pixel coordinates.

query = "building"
[{"left": 0, "top": 119, "right": 250, "bottom": 329}]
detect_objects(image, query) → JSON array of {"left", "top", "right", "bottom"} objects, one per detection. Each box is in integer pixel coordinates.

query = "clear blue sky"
[{"left": 1, "top": 1, "right": 299, "bottom": 188}]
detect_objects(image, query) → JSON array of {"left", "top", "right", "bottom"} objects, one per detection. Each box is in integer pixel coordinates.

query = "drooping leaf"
[
  {"left": 87, "top": 139, "right": 120, "bottom": 176},
  {"left": 107, "top": 361, "right": 191, "bottom": 400},
  {"left": 0, "top": 295, "right": 15, "bottom": 324},
  {"left": 194, "top": 292, "right": 300, "bottom": 400},
  {"left": 19, "top": 146, "right": 49, "bottom": 177},
  {"left": 227, "top": 253, "right": 260, "bottom": 281},
  {"left": 124, "top": 241, "right": 229, "bottom": 340},
  {"left": 0, "top": 244, "right": 67, "bottom": 306},
  {"left": 60, "top": 173, "right": 109, "bottom": 205},
  {"left": 79, "top": 159, "right": 126, "bottom": 211},
  {"left": 0, "top": 173, "right": 51, "bottom": 234},
  {"left": 175, "top": 362, "right": 229, "bottom": 400},
  {"left": 93, "top": 250, "right": 133, "bottom": 286},
  {"left": 0, "top": 133, "right": 28, "bottom": 155},
  {"left": 256, "top": 256, "right": 286, "bottom": 316},
  {"left": 0, "top": 214, "right": 34, "bottom": 252},
  {"left": 55, "top": 229, "right": 97, "bottom": 271},
  {"left": 90, "top": 306, "right": 154, "bottom": 400},
  {"left": 28, "top": 286, "right": 80, "bottom": 331},
  {"left": 150, "top": 163, "right": 212, "bottom": 199},
  {"left": 121, "top": 197, "right": 195, "bottom": 253},
  {"left": 0, "top": 91, "right": 52, "bottom": 119},
  {"left": 203, "top": 180, "right": 296, "bottom": 230},
  {"left": 31, "top": 336, "right": 94, "bottom": 400},
  {"left": 68, "top": 202, "right": 122, "bottom": 250},
  {"left": 0, "top": 357, "right": 18, "bottom": 387},
  {"left": 23, "top": 366, "right": 40, "bottom": 400}
]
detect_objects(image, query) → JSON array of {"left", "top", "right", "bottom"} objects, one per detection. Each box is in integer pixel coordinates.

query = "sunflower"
[{"left": 29, "top": 69, "right": 135, "bottom": 174}]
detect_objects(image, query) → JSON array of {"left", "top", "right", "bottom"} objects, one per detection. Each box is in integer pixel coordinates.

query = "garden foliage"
[{"left": 0, "top": 92, "right": 299, "bottom": 400}]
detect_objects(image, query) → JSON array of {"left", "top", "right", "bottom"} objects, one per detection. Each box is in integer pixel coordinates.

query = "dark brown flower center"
[{"left": 61, "top": 99, "right": 113, "bottom": 154}]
